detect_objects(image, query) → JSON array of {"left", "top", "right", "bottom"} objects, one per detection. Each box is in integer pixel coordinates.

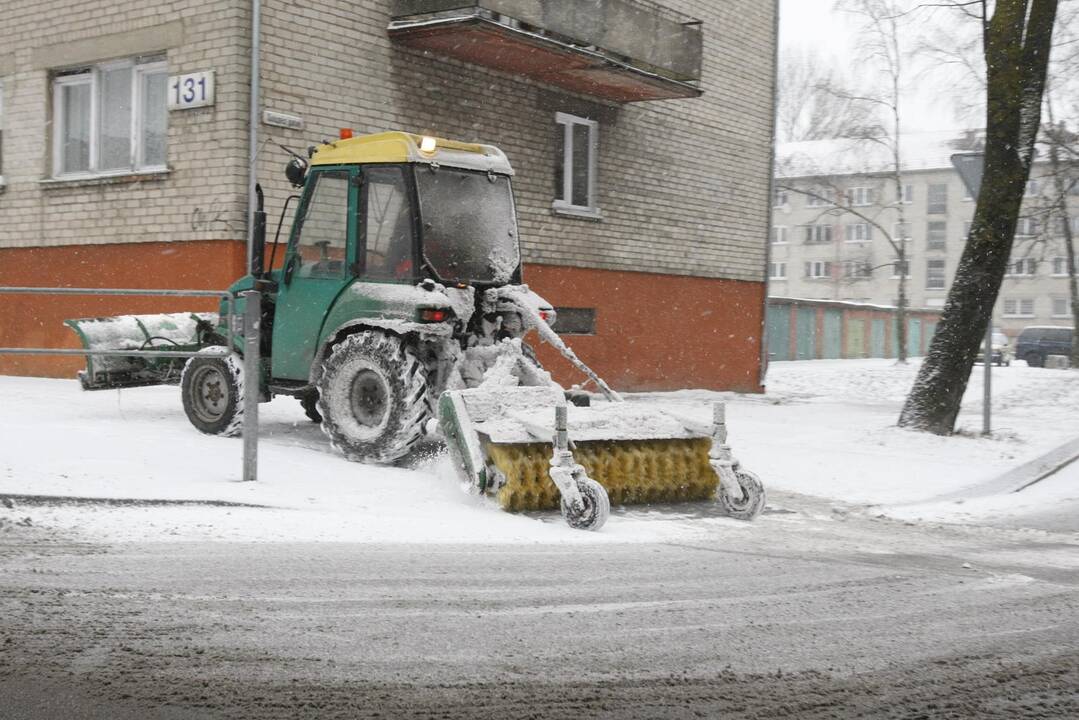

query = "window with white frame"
[
  {"left": 805, "top": 260, "right": 832, "bottom": 279},
  {"left": 846, "top": 187, "right": 874, "bottom": 206},
  {"left": 773, "top": 189, "right": 788, "bottom": 208},
  {"left": 926, "top": 259, "right": 946, "bottom": 289},
  {"left": 52, "top": 56, "right": 168, "bottom": 178},
  {"left": 769, "top": 262, "right": 787, "bottom": 279},
  {"left": 1006, "top": 258, "right": 1037, "bottom": 276},
  {"left": 893, "top": 222, "right": 912, "bottom": 240},
  {"left": 1002, "top": 298, "right": 1035, "bottom": 317},
  {"left": 1024, "top": 178, "right": 1040, "bottom": 197},
  {"left": 897, "top": 183, "right": 914, "bottom": 204},
  {"left": 553, "top": 112, "right": 598, "bottom": 216},
  {"left": 1052, "top": 257, "right": 1076, "bottom": 276},
  {"left": 1015, "top": 216, "right": 1039, "bottom": 237},
  {"left": 843, "top": 260, "right": 872, "bottom": 278},
  {"left": 927, "top": 183, "right": 948, "bottom": 214},
  {"left": 845, "top": 222, "right": 871, "bottom": 243},
  {"left": 0, "top": 80, "right": 5, "bottom": 184},
  {"left": 1052, "top": 296, "right": 1071, "bottom": 318},
  {"left": 802, "top": 224, "right": 833, "bottom": 244},
  {"left": 806, "top": 188, "right": 833, "bottom": 207},
  {"left": 892, "top": 259, "right": 911, "bottom": 278},
  {"left": 770, "top": 225, "right": 789, "bottom": 244},
  {"left": 927, "top": 221, "right": 946, "bottom": 250}
]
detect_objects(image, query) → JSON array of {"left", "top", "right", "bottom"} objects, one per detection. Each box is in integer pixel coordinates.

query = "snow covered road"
[{"left": 2, "top": 501, "right": 1077, "bottom": 719}]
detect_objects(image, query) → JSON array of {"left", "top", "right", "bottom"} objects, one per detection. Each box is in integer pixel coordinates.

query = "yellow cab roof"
[{"left": 309, "top": 131, "right": 514, "bottom": 175}]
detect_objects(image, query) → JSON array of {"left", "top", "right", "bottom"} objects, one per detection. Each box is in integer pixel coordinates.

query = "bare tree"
[
  {"left": 900, "top": 0, "right": 1060, "bottom": 434},
  {"left": 774, "top": 169, "right": 913, "bottom": 359},
  {"left": 1042, "top": 118, "right": 1079, "bottom": 366},
  {"left": 776, "top": 47, "right": 880, "bottom": 142},
  {"left": 831, "top": 0, "right": 913, "bottom": 360},
  {"left": 915, "top": 0, "right": 1078, "bottom": 366}
]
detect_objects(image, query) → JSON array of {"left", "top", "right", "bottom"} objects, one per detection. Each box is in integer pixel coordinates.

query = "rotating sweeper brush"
[{"left": 438, "top": 291, "right": 766, "bottom": 531}]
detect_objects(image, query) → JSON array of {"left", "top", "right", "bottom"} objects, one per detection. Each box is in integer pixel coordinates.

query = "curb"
[
  {"left": 928, "top": 436, "right": 1079, "bottom": 503},
  {"left": 0, "top": 493, "right": 270, "bottom": 509}
]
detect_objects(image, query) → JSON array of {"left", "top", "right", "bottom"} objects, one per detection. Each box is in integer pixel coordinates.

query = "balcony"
[{"left": 388, "top": 0, "right": 703, "bottom": 103}]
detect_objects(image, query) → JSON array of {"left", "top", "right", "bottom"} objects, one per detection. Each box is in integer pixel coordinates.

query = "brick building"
[{"left": 0, "top": 0, "right": 778, "bottom": 392}]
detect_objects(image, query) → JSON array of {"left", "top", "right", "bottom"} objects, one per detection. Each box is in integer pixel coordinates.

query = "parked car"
[
  {"left": 1015, "top": 326, "right": 1074, "bottom": 367},
  {"left": 975, "top": 331, "right": 1012, "bottom": 366}
]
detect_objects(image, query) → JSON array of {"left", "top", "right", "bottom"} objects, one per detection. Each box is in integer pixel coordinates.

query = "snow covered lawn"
[{"left": 1, "top": 358, "right": 1076, "bottom": 542}]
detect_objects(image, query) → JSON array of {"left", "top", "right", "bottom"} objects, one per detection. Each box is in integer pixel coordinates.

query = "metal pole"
[
  {"left": 983, "top": 321, "right": 992, "bottom": 436},
  {"left": 246, "top": 0, "right": 261, "bottom": 270},
  {"left": 242, "top": 290, "right": 261, "bottom": 481}
]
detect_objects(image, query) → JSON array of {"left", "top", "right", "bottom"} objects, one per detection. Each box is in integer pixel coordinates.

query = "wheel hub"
[
  {"left": 192, "top": 366, "right": 228, "bottom": 422},
  {"left": 350, "top": 369, "right": 389, "bottom": 427}
]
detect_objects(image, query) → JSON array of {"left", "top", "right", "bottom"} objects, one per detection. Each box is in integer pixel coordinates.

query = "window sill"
[
  {"left": 551, "top": 203, "right": 603, "bottom": 222},
  {"left": 39, "top": 169, "right": 171, "bottom": 190}
]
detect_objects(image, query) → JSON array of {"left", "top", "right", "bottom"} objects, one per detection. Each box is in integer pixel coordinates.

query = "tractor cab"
[
  {"left": 277, "top": 131, "right": 520, "bottom": 288},
  {"left": 259, "top": 131, "right": 523, "bottom": 382}
]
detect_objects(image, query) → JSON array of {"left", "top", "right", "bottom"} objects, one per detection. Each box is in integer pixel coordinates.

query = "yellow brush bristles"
[{"left": 487, "top": 438, "right": 718, "bottom": 511}]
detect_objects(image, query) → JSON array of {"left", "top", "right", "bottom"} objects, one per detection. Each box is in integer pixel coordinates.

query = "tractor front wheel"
[
  {"left": 181, "top": 351, "right": 245, "bottom": 437},
  {"left": 317, "top": 332, "right": 430, "bottom": 464}
]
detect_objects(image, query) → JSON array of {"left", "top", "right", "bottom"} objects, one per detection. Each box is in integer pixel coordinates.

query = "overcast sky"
[{"left": 777, "top": 0, "right": 978, "bottom": 135}]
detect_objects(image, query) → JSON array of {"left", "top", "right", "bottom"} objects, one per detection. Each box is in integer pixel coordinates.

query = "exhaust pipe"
[{"left": 251, "top": 183, "right": 267, "bottom": 278}]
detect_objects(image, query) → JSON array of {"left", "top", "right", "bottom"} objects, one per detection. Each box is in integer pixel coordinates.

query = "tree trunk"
[
  {"left": 899, "top": 0, "right": 1058, "bottom": 434},
  {"left": 1048, "top": 138, "right": 1079, "bottom": 367},
  {"left": 896, "top": 254, "right": 908, "bottom": 361}
]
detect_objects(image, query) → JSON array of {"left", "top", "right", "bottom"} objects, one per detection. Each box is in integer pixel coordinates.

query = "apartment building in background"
[
  {"left": 773, "top": 132, "right": 1078, "bottom": 343},
  {"left": 0, "top": 0, "right": 778, "bottom": 391}
]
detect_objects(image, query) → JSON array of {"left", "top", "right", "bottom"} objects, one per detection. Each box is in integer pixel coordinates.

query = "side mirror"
[{"left": 285, "top": 157, "right": 307, "bottom": 187}]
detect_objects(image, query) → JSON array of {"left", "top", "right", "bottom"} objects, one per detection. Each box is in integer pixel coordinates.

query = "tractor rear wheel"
[
  {"left": 181, "top": 351, "right": 245, "bottom": 437},
  {"left": 317, "top": 332, "right": 430, "bottom": 463}
]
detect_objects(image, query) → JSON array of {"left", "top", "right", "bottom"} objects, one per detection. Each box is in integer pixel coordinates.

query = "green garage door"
[
  {"left": 822, "top": 310, "right": 842, "bottom": 359},
  {"left": 871, "top": 319, "right": 887, "bottom": 358},
  {"left": 766, "top": 305, "right": 792, "bottom": 361},
  {"left": 796, "top": 307, "right": 817, "bottom": 359},
  {"left": 908, "top": 318, "right": 922, "bottom": 357}
]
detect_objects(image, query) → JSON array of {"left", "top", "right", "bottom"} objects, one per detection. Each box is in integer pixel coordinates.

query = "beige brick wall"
[
  {"left": 0, "top": 0, "right": 250, "bottom": 249},
  {"left": 257, "top": 0, "right": 776, "bottom": 283},
  {"left": 0, "top": 0, "right": 777, "bottom": 284}
]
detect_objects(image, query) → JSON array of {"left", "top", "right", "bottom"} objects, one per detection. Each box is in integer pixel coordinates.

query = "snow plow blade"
[
  {"left": 439, "top": 386, "right": 764, "bottom": 523},
  {"left": 65, "top": 312, "right": 217, "bottom": 390}
]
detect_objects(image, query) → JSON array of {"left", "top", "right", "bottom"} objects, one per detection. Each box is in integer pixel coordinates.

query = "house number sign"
[{"left": 167, "top": 71, "right": 215, "bottom": 110}]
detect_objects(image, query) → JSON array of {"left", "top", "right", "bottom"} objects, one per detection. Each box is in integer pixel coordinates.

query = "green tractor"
[{"left": 68, "top": 131, "right": 765, "bottom": 530}]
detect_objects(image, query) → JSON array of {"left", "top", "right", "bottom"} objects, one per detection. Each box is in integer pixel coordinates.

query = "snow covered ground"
[{"left": 1, "top": 358, "right": 1076, "bottom": 542}]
